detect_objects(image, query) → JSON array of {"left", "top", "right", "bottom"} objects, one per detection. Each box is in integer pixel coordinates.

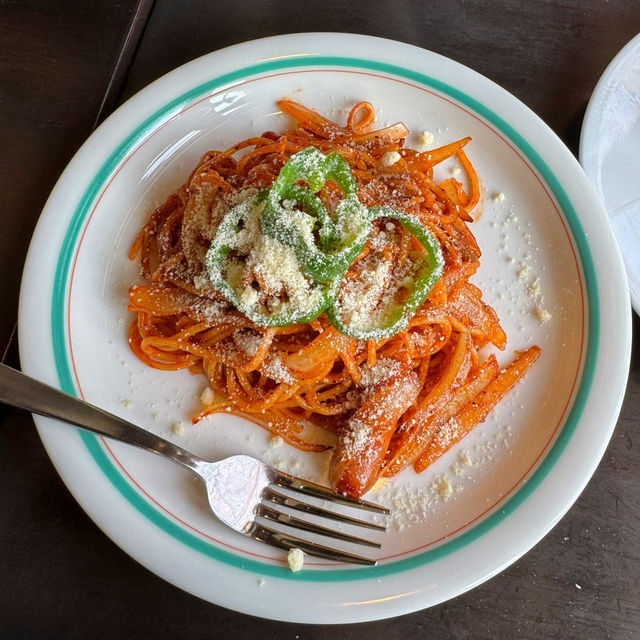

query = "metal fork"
[{"left": 0, "top": 364, "right": 389, "bottom": 565}]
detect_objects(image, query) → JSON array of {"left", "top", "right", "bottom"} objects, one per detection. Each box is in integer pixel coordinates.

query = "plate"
[
  {"left": 18, "top": 33, "right": 631, "bottom": 623},
  {"left": 580, "top": 32, "right": 640, "bottom": 314}
]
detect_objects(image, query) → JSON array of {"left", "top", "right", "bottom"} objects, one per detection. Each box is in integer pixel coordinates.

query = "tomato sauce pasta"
[{"left": 127, "top": 99, "right": 540, "bottom": 498}]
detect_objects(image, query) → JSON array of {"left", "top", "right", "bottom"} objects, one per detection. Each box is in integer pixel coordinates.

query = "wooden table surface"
[{"left": 1, "top": 1, "right": 638, "bottom": 637}]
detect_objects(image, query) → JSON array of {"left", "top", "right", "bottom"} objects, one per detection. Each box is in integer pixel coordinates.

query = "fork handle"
[{"left": 0, "top": 364, "right": 207, "bottom": 477}]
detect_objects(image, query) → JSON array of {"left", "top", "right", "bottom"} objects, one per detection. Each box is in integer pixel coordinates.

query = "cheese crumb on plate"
[
  {"left": 418, "top": 130, "right": 434, "bottom": 146},
  {"left": 287, "top": 547, "right": 305, "bottom": 572},
  {"left": 172, "top": 422, "right": 185, "bottom": 435}
]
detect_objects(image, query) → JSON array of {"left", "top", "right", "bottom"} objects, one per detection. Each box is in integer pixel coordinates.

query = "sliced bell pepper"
[
  {"left": 260, "top": 147, "right": 371, "bottom": 282},
  {"left": 205, "top": 193, "right": 337, "bottom": 327},
  {"left": 326, "top": 207, "right": 444, "bottom": 340}
]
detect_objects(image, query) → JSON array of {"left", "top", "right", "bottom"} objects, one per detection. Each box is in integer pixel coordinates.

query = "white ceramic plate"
[
  {"left": 18, "top": 33, "right": 630, "bottom": 623},
  {"left": 580, "top": 32, "right": 640, "bottom": 314}
]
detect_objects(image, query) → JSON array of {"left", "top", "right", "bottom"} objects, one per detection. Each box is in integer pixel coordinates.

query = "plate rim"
[{"left": 18, "top": 32, "right": 631, "bottom": 622}]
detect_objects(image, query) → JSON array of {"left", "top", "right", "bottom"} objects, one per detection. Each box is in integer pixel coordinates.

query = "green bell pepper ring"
[
  {"left": 326, "top": 206, "right": 445, "bottom": 340},
  {"left": 205, "top": 193, "right": 335, "bottom": 327},
  {"left": 272, "top": 145, "right": 358, "bottom": 200},
  {"left": 260, "top": 147, "right": 371, "bottom": 282}
]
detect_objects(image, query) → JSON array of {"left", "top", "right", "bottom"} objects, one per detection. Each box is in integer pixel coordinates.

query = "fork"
[{"left": 0, "top": 364, "right": 389, "bottom": 565}]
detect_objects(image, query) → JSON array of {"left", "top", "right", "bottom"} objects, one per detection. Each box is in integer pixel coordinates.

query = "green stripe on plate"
[{"left": 51, "top": 55, "right": 599, "bottom": 581}]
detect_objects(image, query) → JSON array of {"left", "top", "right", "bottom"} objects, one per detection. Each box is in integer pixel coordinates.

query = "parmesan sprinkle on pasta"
[{"left": 127, "top": 98, "right": 540, "bottom": 500}]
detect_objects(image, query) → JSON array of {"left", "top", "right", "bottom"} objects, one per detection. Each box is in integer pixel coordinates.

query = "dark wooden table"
[{"left": 1, "top": 1, "right": 639, "bottom": 638}]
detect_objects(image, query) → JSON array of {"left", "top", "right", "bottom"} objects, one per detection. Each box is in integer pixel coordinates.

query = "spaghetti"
[{"left": 127, "top": 99, "right": 540, "bottom": 498}]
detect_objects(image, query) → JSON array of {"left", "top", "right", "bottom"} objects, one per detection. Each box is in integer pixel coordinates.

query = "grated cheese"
[
  {"left": 193, "top": 274, "right": 208, "bottom": 290},
  {"left": 233, "top": 329, "right": 262, "bottom": 357},
  {"left": 380, "top": 151, "right": 401, "bottom": 166},
  {"left": 200, "top": 386, "right": 215, "bottom": 406},
  {"left": 214, "top": 195, "right": 325, "bottom": 319},
  {"left": 240, "top": 286, "right": 259, "bottom": 308},
  {"left": 337, "top": 255, "right": 394, "bottom": 330},
  {"left": 262, "top": 354, "right": 295, "bottom": 384},
  {"left": 253, "top": 234, "right": 324, "bottom": 314},
  {"left": 458, "top": 450, "right": 473, "bottom": 467},
  {"left": 535, "top": 305, "right": 552, "bottom": 324},
  {"left": 341, "top": 417, "right": 373, "bottom": 457},
  {"left": 287, "top": 548, "right": 305, "bottom": 572},
  {"left": 418, "top": 131, "right": 434, "bottom": 146},
  {"left": 172, "top": 422, "right": 185, "bottom": 435},
  {"left": 527, "top": 278, "right": 541, "bottom": 298},
  {"left": 451, "top": 463, "right": 466, "bottom": 477},
  {"left": 358, "top": 357, "right": 401, "bottom": 388},
  {"left": 430, "top": 474, "right": 453, "bottom": 500}
]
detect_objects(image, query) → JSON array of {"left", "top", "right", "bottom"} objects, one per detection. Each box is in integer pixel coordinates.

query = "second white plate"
[{"left": 580, "top": 32, "right": 640, "bottom": 313}]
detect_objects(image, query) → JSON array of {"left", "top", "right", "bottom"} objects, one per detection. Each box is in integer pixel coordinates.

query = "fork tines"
[
  {"left": 248, "top": 523, "right": 379, "bottom": 565},
  {"left": 262, "top": 487, "right": 387, "bottom": 532},
  {"left": 251, "top": 471, "right": 390, "bottom": 565},
  {"left": 256, "top": 502, "right": 381, "bottom": 548},
  {"left": 273, "top": 471, "right": 391, "bottom": 515}
]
